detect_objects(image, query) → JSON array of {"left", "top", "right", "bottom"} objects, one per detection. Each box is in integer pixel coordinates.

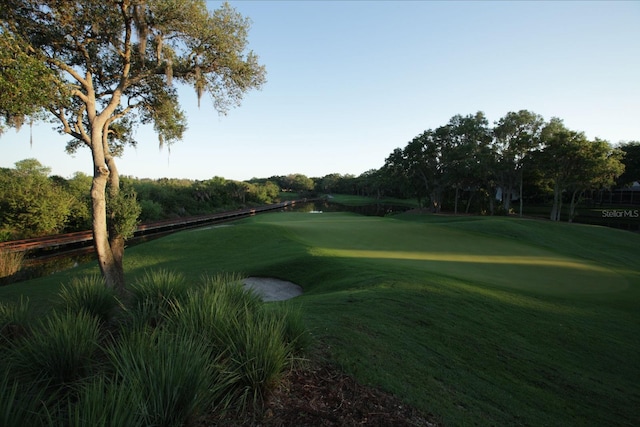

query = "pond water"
[{"left": 288, "top": 200, "right": 412, "bottom": 216}]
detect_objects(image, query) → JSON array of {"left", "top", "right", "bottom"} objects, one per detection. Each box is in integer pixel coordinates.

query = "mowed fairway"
[{"left": 2, "top": 212, "right": 639, "bottom": 425}]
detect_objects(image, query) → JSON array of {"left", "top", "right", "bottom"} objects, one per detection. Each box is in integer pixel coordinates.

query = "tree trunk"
[
  {"left": 454, "top": 187, "right": 459, "bottom": 214},
  {"left": 518, "top": 171, "right": 524, "bottom": 217},
  {"left": 489, "top": 194, "right": 495, "bottom": 216},
  {"left": 105, "top": 156, "right": 126, "bottom": 293},
  {"left": 550, "top": 183, "right": 562, "bottom": 221},
  {"left": 568, "top": 189, "right": 582, "bottom": 223},
  {"left": 430, "top": 188, "right": 442, "bottom": 213},
  {"left": 91, "top": 163, "right": 123, "bottom": 291},
  {"left": 503, "top": 184, "right": 511, "bottom": 212},
  {"left": 90, "top": 129, "right": 126, "bottom": 294},
  {"left": 465, "top": 190, "right": 474, "bottom": 214}
]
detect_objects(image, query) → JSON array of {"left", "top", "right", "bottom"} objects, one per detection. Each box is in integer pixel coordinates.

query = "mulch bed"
[{"left": 198, "top": 362, "right": 440, "bottom": 427}]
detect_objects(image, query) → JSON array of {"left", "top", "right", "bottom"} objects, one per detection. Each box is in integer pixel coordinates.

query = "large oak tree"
[
  {"left": 493, "top": 110, "right": 544, "bottom": 216},
  {"left": 0, "top": 1, "right": 266, "bottom": 293},
  {"left": 535, "top": 119, "right": 624, "bottom": 221}
]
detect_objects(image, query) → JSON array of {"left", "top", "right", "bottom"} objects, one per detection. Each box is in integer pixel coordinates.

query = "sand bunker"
[{"left": 242, "top": 277, "right": 303, "bottom": 302}]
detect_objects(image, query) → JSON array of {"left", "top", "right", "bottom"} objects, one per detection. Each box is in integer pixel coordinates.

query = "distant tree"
[
  {"left": 318, "top": 173, "right": 343, "bottom": 194},
  {"left": 493, "top": 110, "right": 544, "bottom": 216},
  {"left": 404, "top": 129, "right": 446, "bottom": 212},
  {"left": 283, "top": 174, "right": 315, "bottom": 193},
  {"left": 535, "top": 120, "right": 624, "bottom": 221},
  {"left": 61, "top": 172, "right": 93, "bottom": 231},
  {"left": 254, "top": 180, "right": 280, "bottom": 204},
  {"left": 1, "top": 1, "right": 265, "bottom": 292},
  {"left": 225, "top": 180, "right": 251, "bottom": 204},
  {"left": 0, "top": 159, "right": 73, "bottom": 239},
  {"left": 445, "top": 112, "right": 494, "bottom": 214},
  {"left": 617, "top": 141, "right": 640, "bottom": 188},
  {"left": 381, "top": 148, "right": 413, "bottom": 201},
  {"left": 563, "top": 139, "right": 624, "bottom": 221},
  {"left": 355, "top": 169, "right": 384, "bottom": 198}
]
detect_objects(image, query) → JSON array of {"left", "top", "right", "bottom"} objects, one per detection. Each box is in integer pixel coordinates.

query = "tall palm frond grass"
[
  {"left": 0, "top": 249, "right": 24, "bottom": 278},
  {"left": 0, "top": 270, "right": 309, "bottom": 426}
]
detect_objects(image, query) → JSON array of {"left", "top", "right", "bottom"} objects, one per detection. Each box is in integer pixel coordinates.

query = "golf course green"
[{"left": 2, "top": 211, "right": 639, "bottom": 425}]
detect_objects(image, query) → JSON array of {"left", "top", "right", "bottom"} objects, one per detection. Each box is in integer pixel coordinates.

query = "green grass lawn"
[{"left": 2, "top": 212, "right": 639, "bottom": 426}]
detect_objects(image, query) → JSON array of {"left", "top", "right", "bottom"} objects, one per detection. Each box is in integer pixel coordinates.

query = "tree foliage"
[
  {"left": 617, "top": 141, "right": 640, "bottom": 187},
  {"left": 493, "top": 110, "right": 544, "bottom": 215},
  {"left": 0, "top": 29, "right": 63, "bottom": 134},
  {"left": 0, "top": 160, "right": 73, "bottom": 239}
]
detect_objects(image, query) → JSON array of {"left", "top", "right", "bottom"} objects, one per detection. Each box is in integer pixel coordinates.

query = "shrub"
[
  {"left": 57, "top": 275, "right": 119, "bottom": 324},
  {"left": 222, "top": 308, "right": 289, "bottom": 411},
  {"left": 61, "top": 375, "right": 144, "bottom": 427},
  {"left": 127, "top": 269, "right": 189, "bottom": 327},
  {"left": 9, "top": 310, "right": 101, "bottom": 387},
  {"left": 278, "top": 303, "right": 312, "bottom": 357},
  {"left": 167, "top": 273, "right": 261, "bottom": 350},
  {"left": 0, "top": 368, "right": 48, "bottom": 427},
  {"left": 1, "top": 269, "right": 311, "bottom": 424},
  {"left": 169, "top": 274, "right": 298, "bottom": 412},
  {"left": 0, "top": 297, "right": 31, "bottom": 345},
  {"left": 106, "top": 327, "right": 232, "bottom": 426}
]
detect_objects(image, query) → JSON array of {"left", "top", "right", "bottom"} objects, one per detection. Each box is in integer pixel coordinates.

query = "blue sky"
[{"left": 2, "top": 1, "right": 639, "bottom": 181}]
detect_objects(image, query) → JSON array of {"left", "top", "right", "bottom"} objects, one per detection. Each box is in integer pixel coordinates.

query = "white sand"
[{"left": 242, "top": 277, "right": 303, "bottom": 302}]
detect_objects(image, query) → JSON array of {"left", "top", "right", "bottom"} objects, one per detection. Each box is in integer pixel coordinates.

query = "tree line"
[
  {"left": 321, "top": 111, "right": 638, "bottom": 221},
  {"left": 0, "top": 159, "right": 290, "bottom": 241}
]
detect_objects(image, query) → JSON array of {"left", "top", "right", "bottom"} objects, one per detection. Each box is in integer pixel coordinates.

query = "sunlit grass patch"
[{"left": 309, "top": 248, "right": 628, "bottom": 294}]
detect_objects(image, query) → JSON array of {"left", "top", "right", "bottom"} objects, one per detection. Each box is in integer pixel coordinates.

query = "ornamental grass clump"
[
  {"left": 0, "top": 297, "right": 31, "bottom": 345},
  {"left": 57, "top": 275, "right": 119, "bottom": 324},
  {"left": 222, "top": 308, "right": 289, "bottom": 411},
  {"left": 277, "top": 303, "right": 312, "bottom": 357},
  {"left": 166, "top": 273, "right": 262, "bottom": 348},
  {"left": 62, "top": 376, "right": 144, "bottom": 427},
  {"left": 8, "top": 310, "right": 101, "bottom": 388},
  {"left": 0, "top": 248, "right": 24, "bottom": 278},
  {"left": 0, "top": 368, "right": 48, "bottom": 427},
  {"left": 0, "top": 269, "right": 311, "bottom": 424},
  {"left": 127, "top": 269, "right": 190, "bottom": 327},
  {"left": 105, "top": 327, "right": 231, "bottom": 427},
  {"left": 168, "top": 274, "right": 300, "bottom": 412}
]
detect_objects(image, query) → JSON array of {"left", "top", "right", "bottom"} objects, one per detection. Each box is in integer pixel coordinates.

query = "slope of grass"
[{"left": 1, "top": 211, "right": 638, "bottom": 425}]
